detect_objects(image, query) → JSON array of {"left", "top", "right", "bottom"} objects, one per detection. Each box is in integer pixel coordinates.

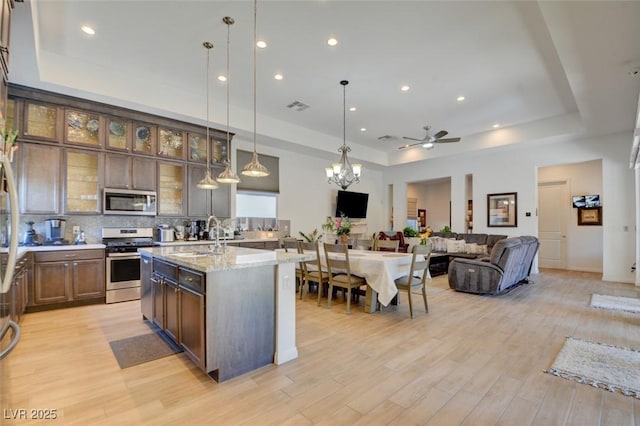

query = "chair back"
[
  {"left": 282, "top": 238, "right": 302, "bottom": 253},
  {"left": 408, "top": 244, "right": 432, "bottom": 282},
  {"left": 300, "top": 240, "right": 325, "bottom": 277},
  {"left": 374, "top": 239, "right": 399, "bottom": 252},
  {"left": 353, "top": 239, "right": 374, "bottom": 250},
  {"left": 323, "top": 243, "right": 353, "bottom": 276}
]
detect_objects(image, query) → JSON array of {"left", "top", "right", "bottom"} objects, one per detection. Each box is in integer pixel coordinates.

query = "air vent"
[{"left": 286, "top": 101, "right": 310, "bottom": 111}]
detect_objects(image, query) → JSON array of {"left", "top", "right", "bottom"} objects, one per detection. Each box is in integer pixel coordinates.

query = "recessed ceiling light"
[
  {"left": 256, "top": 40, "right": 267, "bottom": 48},
  {"left": 274, "top": 73, "right": 283, "bottom": 80},
  {"left": 401, "top": 85, "right": 410, "bottom": 92},
  {"left": 349, "top": 107, "right": 356, "bottom": 112},
  {"left": 217, "top": 75, "right": 227, "bottom": 82},
  {"left": 360, "top": 128, "right": 366, "bottom": 132},
  {"left": 327, "top": 37, "right": 338, "bottom": 46},
  {"left": 81, "top": 25, "right": 95, "bottom": 35},
  {"left": 457, "top": 95, "right": 465, "bottom": 102},
  {"left": 492, "top": 123, "right": 500, "bottom": 128}
]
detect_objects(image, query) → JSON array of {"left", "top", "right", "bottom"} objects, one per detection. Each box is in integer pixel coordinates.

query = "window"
[{"left": 236, "top": 192, "right": 277, "bottom": 218}]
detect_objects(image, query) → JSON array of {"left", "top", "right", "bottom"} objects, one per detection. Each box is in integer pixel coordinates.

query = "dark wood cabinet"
[
  {"left": 151, "top": 275, "right": 165, "bottom": 329},
  {"left": 157, "top": 161, "right": 185, "bottom": 216},
  {"left": 179, "top": 285, "right": 205, "bottom": 369},
  {"left": 31, "top": 249, "right": 105, "bottom": 307},
  {"left": 105, "top": 154, "right": 156, "bottom": 191},
  {"left": 18, "top": 143, "right": 61, "bottom": 214},
  {"left": 140, "top": 254, "right": 153, "bottom": 320},
  {"left": 164, "top": 279, "right": 179, "bottom": 343},
  {"left": 187, "top": 164, "right": 211, "bottom": 217}
]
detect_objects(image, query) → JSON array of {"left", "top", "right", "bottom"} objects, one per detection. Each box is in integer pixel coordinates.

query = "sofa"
[
  {"left": 447, "top": 236, "right": 539, "bottom": 295},
  {"left": 429, "top": 232, "right": 507, "bottom": 260}
]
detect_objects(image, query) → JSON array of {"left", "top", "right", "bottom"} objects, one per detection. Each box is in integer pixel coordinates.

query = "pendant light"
[
  {"left": 217, "top": 16, "right": 241, "bottom": 184},
  {"left": 197, "top": 41, "right": 219, "bottom": 190},
  {"left": 325, "top": 80, "right": 362, "bottom": 190},
  {"left": 241, "top": 0, "right": 270, "bottom": 177}
]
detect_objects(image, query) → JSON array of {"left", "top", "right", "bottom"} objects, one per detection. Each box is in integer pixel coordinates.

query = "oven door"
[{"left": 106, "top": 252, "right": 141, "bottom": 290}]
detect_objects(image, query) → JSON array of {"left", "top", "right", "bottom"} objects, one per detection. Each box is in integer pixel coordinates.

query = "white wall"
[
  {"left": 386, "top": 131, "right": 636, "bottom": 283},
  {"left": 538, "top": 160, "right": 603, "bottom": 272},
  {"left": 407, "top": 180, "right": 451, "bottom": 231},
  {"left": 232, "top": 137, "right": 385, "bottom": 240}
]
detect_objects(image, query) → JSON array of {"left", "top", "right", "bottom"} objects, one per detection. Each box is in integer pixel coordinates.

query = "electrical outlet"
[{"left": 73, "top": 226, "right": 80, "bottom": 234}]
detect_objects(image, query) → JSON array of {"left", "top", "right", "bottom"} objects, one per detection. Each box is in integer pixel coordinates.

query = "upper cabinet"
[
  {"left": 23, "top": 102, "right": 62, "bottom": 142},
  {"left": 0, "top": 0, "right": 13, "bottom": 80},
  {"left": 105, "top": 153, "right": 155, "bottom": 191},
  {"left": 158, "top": 127, "right": 185, "bottom": 160},
  {"left": 187, "top": 132, "right": 207, "bottom": 163},
  {"left": 19, "top": 143, "right": 61, "bottom": 215},
  {"left": 106, "top": 117, "right": 130, "bottom": 151},
  {"left": 65, "top": 109, "right": 102, "bottom": 147},
  {"left": 65, "top": 149, "right": 102, "bottom": 214},
  {"left": 133, "top": 122, "right": 156, "bottom": 156}
]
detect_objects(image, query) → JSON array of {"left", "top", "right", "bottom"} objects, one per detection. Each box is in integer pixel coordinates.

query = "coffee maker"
[{"left": 44, "top": 218, "right": 69, "bottom": 245}]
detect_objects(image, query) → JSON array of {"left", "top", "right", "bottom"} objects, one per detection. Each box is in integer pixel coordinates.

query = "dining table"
[{"left": 315, "top": 248, "right": 426, "bottom": 313}]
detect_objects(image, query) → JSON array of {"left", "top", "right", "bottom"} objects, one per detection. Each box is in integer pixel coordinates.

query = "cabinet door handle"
[
  {"left": 185, "top": 276, "right": 193, "bottom": 282},
  {"left": 143, "top": 259, "right": 149, "bottom": 264},
  {"left": 65, "top": 254, "right": 76, "bottom": 258}
]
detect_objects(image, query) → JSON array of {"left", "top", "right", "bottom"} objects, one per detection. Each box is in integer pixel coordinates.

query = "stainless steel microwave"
[{"left": 103, "top": 188, "right": 157, "bottom": 216}]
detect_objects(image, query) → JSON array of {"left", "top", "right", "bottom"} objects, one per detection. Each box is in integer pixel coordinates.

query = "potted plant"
[
  {"left": 403, "top": 226, "right": 421, "bottom": 252},
  {"left": 322, "top": 214, "right": 352, "bottom": 244},
  {"left": 298, "top": 229, "right": 323, "bottom": 242}
]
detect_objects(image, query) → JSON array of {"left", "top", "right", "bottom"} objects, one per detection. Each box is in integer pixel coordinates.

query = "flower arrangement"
[
  {"left": 322, "top": 214, "right": 352, "bottom": 236},
  {"left": 1, "top": 128, "right": 19, "bottom": 163},
  {"left": 299, "top": 229, "right": 323, "bottom": 242}
]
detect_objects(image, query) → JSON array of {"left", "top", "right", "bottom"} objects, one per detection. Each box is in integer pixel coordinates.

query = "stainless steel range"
[{"left": 102, "top": 227, "right": 154, "bottom": 304}]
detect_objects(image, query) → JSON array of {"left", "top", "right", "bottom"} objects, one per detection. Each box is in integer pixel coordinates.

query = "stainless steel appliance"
[
  {"left": 44, "top": 218, "right": 68, "bottom": 244},
  {"left": 103, "top": 188, "right": 157, "bottom": 216},
  {"left": 156, "top": 226, "right": 174, "bottom": 242},
  {"left": 102, "top": 227, "right": 154, "bottom": 304}
]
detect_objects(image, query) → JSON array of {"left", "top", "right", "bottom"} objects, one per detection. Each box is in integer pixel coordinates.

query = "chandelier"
[
  {"left": 241, "top": 0, "right": 270, "bottom": 177},
  {"left": 216, "top": 16, "right": 241, "bottom": 184},
  {"left": 197, "top": 41, "right": 219, "bottom": 190},
  {"left": 325, "top": 80, "right": 362, "bottom": 190}
]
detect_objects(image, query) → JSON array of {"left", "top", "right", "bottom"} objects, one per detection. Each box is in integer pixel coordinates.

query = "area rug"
[
  {"left": 590, "top": 294, "right": 640, "bottom": 314},
  {"left": 109, "top": 332, "right": 182, "bottom": 369},
  {"left": 545, "top": 336, "right": 640, "bottom": 399}
]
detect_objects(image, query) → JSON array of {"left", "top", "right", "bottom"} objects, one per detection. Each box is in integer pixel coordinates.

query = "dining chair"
[
  {"left": 323, "top": 243, "right": 367, "bottom": 314},
  {"left": 353, "top": 239, "right": 374, "bottom": 250},
  {"left": 282, "top": 238, "right": 303, "bottom": 289},
  {"left": 374, "top": 239, "right": 400, "bottom": 252},
  {"left": 299, "top": 241, "right": 330, "bottom": 304},
  {"left": 394, "top": 244, "right": 432, "bottom": 318}
]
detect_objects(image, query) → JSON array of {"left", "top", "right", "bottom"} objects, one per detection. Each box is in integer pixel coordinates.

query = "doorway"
[{"left": 538, "top": 181, "right": 568, "bottom": 269}]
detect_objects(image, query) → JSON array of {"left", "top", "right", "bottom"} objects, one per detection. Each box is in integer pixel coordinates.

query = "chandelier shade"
[
  {"left": 217, "top": 16, "right": 241, "bottom": 184},
  {"left": 197, "top": 41, "right": 219, "bottom": 190},
  {"left": 326, "top": 80, "right": 362, "bottom": 190},
  {"left": 242, "top": 0, "right": 270, "bottom": 178}
]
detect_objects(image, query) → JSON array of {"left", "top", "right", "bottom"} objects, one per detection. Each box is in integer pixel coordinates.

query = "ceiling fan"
[{"left": 398, "top": 125, "right": 461, "bottom": 150}]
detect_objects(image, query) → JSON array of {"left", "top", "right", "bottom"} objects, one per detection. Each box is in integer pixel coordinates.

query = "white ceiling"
[{"left": 10, "top": 1, "right": 640, "bottom": 168}]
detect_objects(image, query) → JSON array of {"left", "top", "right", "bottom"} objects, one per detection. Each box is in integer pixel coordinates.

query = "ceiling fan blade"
[
  {"left": 433, "top": 130, "right": 448, "bottom": 139},
  {"left": 434, "top": 137, "right": 461, "bottom": 144},
  {"left": 402, "top": 136, "right": 425, "bottom": 142},
  {"left": 397, "top": 141, "right": 423, "bottom": 150}
]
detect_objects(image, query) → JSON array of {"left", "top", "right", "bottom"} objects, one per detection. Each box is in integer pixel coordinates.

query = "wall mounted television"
[
  {"left": 335, "top": 190, "right": 369, "bottom": 218},
  {"left": 572, "top": 194, "right": 600, "bottom": 208}
]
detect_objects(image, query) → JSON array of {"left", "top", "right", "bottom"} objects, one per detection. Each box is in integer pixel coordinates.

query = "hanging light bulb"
[
  {"left": 325, "top": 80, "right": 362, "bottom": 190},
  {"left": 217, "top": 16, "right": 241, "bottom": 184},
  {"left": 242, "top": 0, "right": 270, "bottom": 178},
  {"left": 197, "top": 41, "right": 219, "bottom": 190}
]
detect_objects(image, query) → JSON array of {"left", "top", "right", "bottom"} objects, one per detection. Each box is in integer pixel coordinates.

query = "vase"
[{"left": 339, "top": 234, "right": 349, "bottom": 244}]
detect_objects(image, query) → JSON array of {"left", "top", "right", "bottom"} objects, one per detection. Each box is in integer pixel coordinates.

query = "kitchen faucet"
[{"left": 207, "top": 214, "right": 224, "bottom": 253}]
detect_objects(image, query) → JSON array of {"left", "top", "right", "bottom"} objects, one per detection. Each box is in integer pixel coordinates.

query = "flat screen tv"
[
  {"left": 335, "top": 190, "right": 369, "bottom": 219},
  {"left": 572, "top": 194, "right": 600, "bottom": 208}
]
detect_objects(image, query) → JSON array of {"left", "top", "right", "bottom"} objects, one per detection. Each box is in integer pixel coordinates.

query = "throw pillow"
[
  {"left": 446, "top": 239, "right": 466, "bottom": 253},
  {"left": 465, "top": 243, "right": 477, "bottom": 254}
]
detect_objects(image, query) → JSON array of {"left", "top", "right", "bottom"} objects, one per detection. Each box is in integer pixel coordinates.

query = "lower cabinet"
[
  {"left": 151, "top": 259, "right": 205, "bottom": 370},
  {"left": 31, "top": 249, "right": 105, "bottom": 307}
]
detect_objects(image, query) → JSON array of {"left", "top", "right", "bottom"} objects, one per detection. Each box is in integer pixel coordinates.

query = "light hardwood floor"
[{"left": 2, "top": 269, "right": 640, "bottom": 425}]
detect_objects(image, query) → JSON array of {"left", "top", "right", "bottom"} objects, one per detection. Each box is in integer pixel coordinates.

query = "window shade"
[
  {"left": 407, "top": 197, "right": 417, "bottom": 219},
  {"left": 236, "top": 150, "right": 280, "bottom": 193}
]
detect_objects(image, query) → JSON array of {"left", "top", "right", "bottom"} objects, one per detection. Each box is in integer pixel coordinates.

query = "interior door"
[{"left": 538, "top": 181, "right": 568, "bottom": 269}]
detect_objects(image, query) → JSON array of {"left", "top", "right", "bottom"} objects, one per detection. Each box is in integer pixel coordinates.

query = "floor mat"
[{"left": 109, "top": 331, "right": 182, "bottom": 369}]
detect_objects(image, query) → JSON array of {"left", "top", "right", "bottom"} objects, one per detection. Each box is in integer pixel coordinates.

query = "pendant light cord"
[
  {"left": 226, "top": 20, "right": 231, "bottom": 163},
  {"left": 253, "top": 0, "right": 258, "bottom": 154},
  {"left": 205, "top": 43, "right": 211, "bottom": 166}
]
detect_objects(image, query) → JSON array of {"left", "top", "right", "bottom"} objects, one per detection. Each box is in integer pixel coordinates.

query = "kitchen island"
[{"left": 139, "top": 244, "right": 309, "bottom": 382}]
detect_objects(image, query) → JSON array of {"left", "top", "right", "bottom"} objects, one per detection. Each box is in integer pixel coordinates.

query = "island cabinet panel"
[
  {"left": 151, "top": 275, "right": 165, "bottom": 329},
  {"left": 19, "top": 143, "right": 61, "bottom": 214},
  {"left": 164, "top": 279, "right": 179, "bottom": 343},
  {"left": 140, "top": 254, "right": 153, "bottom": 321},
  {"left": 179, "top": 285, "right": 205, "bottom": 369},
  {"left": 206, "top": 265, "right": 275, "bottom": 383}
]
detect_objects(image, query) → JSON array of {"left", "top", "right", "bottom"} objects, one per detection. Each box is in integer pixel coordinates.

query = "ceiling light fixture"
[
  {"left": 325, "top": 80, "right": 362, "bottom": 190},
  {"left": 360, "top": 128, "right": 366, "bottom": 132},
  {"left": 256, "top": 40, "right": 267, "bottom": 48},
  {"left": 492, "top": 123, "right": 500, "bottom": 128},
  {"left": 349, "top": 107, "right": 357, "bottom": 112},
  {"left": 216, "top": 16, "right": 241, "bottom": 184},
  {"left": 217, "top": 75, "right": 227, "bottom": 82},
  {"left": 242, "top": 0, "right": 270, "bottom": 178},
  {"left": 327, "top": 37, "right": 338, "bottom": 46},
  {"left": 81, "top": 25, "right": 95, "bottom": 35},
  {"left": 457, "top": 95, "right": 465, "bottom": 102},
  {"left": 197, "top": 42, "right": 219, "bottom": 190},
  {"left": 401, "top": 85, "right": 410, "bottom": 92},
  {"left": 274, "top": 73, "right": 283, "bottom": 80}
]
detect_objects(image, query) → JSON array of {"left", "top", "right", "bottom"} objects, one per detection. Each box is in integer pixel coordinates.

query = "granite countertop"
[
  {"left": 0, "top": 243, "right": 106, "bottom": 255},
  {"left": 140, "top": 245, "right": 311, "bottom": 273},
  {"left": 153, "top": 238, "right": 278, "bottom": 247}
]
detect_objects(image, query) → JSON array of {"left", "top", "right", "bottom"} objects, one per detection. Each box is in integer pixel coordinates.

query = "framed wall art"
[
  {"left": 487, "top": 192, "right": 517, "bottom": 227},
  {"left": 578, "top": 207, "right": 602, "bottom": 226}
]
